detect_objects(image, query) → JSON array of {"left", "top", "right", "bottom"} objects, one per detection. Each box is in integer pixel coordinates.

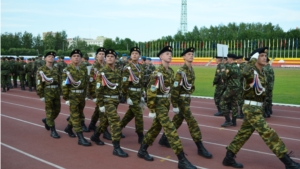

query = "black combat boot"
[
  {"left": 137, "top": 132, "right": 144, "bottom": 144},
  {"left": 50, "top": 126, "right": 60, "bottom": 139},
  {"left": 112, "top": 141, "right": 128, "bottom": 157},
  {"left": 81, "top": 121, "right": 90, "bottom": 132},
  {"left": 77, "top": 132, "right": 91, "bottom": 146},
  {"left": 2, "top": 87, "right": 6, "bottom": 92},
  {"left": 279, "top": 153, "right": 300, "bottom": 169},
  {"left": 64, "top": 124, "right": 76, "bottom": 138},
  {"left": 214, "top": 106, "right": 223, "bottom": 116},
  {"left": 237, "top": 109, "right": 244, "bottom": 119},
  {"left": 66, "top": 116, "right": 70, "bottom": 121},
  {"left": 21, "top": 86, "right": 25, "bottom": 90},
  {"left": 222, "top": 150, "right": 243, "bottom": 168},
  {"left": 121, "top": 132, "right": 125, "bottom": 138},
  {"left": 88, "top": 120, "right": 97, "bottom": 131},
  {"left": 177, "top": 151, "right": 197, "bottom": 169},
  {"left": 265, "top": 107, "right": 271, "bottom": 118},
  {"left": 221, "top": 115, "right": 233, "bottom": 127},
  {"left": 195, "top": 141, "right": 212, "bottom": 158},
  {"left": 270, "top": 105, "right": 273, "bottom": 114},
  {"left": 42, "top": 118, "right": 50, "bottom": 130},
  {"left": 137, "top": 144, "right": 153, "bottom": 161},
  {"left": 90, "top": 131, "right": 104, "bottom": 145},
  {"left": 159, "top": 133, "right": 171, "bottom": 148},
  {"left": 103, "top": 128, "right": 112, "bottom": 140},
  {"left": 231, "top": 117, "right": 237, "bottom": 126},
  {"left": 29, "top": 87, "right": 32, "bottom": 92},
  {"left": 7, "top": 85, "right": 10, "bottom": 91}
]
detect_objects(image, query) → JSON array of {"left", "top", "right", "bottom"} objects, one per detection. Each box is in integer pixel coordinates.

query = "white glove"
[
  {"left": 173, "top": 107, "right": 180, "bottom": 114},
  {"left": 99, "top": 106, "right": 105, "bottom": 112},
  {"left": 127, "top": 98, "right": 133, "bottom": 105},
  {"left": 250, "top": 52, "right": 259, "bottom": 60},
  {"left": 93, "top": 98, "right": 97, "bottom": 103},
  {"left": 85, "top": 97, "right": 89, "bottom": 100},
  {"left": 148, "top": 112, "right": 156, "bottom": 119},
  {"left": 40, "top": 97, "right": 45, "bottom": 102},
  {"left": 141, "top": 97, "right": 145, "bottom": 102},
  {"left": 65, "top": 100, "right": 70, "bottom": 106}
]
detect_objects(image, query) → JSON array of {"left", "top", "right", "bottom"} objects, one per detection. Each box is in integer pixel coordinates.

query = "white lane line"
[
  {"left": 2, "top": 101, "right": 300, "bottom": 142},
  {"left": 1, "top": 114, "right": 207, "bottom": 169},
  {"left": 1, "top": 142, "right": 65, "bottom": 169},
  {"left": 2, "top": 114, "right": 300, "bottom": 162}
]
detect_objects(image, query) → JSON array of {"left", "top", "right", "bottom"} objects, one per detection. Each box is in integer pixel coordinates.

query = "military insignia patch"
[
  {"left": 173, "top": 81, "right": 178, "bottom": 87},
  {"left": 89, "top": 77, "right": 93, "bottom": 82},
  {"left": 150, "top": 85, "right": 156, "bottom": 92},
  {"left": 37, "top": 80, "right": 40, "bottom": 85},
  {"left": 123, "top": 77, "right": 127, "bottom": 82},
  {"left": 96, "top": 82, "right": 101, "bottom": 89}
]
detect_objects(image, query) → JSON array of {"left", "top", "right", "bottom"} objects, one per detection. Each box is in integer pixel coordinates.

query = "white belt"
[
  {"left": 71, "top": 90, "right": 84, "bottom": 93},
  {"left": 180, "top": 94, "right": 191, "bottom": 97},
  {"left": 104, "top": 95, "right": 119, "bottom": 99},
  {"left": 129, "top": 88, "right": 141, "bottom": 91},
  {"left": 45, "top": 85, "right": 58, "bottom": 88},
  {"left": 156, "top": 94, "right": 170, "bottom": 98},
  {"left": 244, "top": 100, "right": 263, "bottom": 106}
]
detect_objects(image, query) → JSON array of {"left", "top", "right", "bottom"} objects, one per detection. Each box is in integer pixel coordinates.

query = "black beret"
[
  {"left": 237, "top": 55, "right": 244, "bottom": 59},
  {"left": 20, "top": 57, "right": 24, "bottom": 60},
  {"left": 227, "top": 54, "right": 237, "bottom": 59},
  {"left": 181, "top": 47, "right": 195, "bottom": 56},
  {"left": 250, "top": 47, "right": 268, "bottom": 57},
  {"left": 245, "top": 57, "right": 250, "bottom": 61},
  {"left": 96, "top": 47, "right": 106, "bottom": 55},
  {"left": 267, "top": 57, "right": 270, "bottom": 62},
  {"left": 157, "top": 46, "right": 173, "bottom": 57},
  {"left": 45, "top": 51, "right": 56, "bottom": 58},
  {"left": 70, "top": 49, "right": 82, "bottom": 57},
  {"left": 105, "top": 49, "right": 117, "bottom": 57},
  {"left": 28, "top": 58, "right": 32, "bottom": 61},
  {"left": 60, "top": 55, "right": 65, "bottom": 59},
  {"left": 130, "top": 47, "right": 141, "bottom": 55},
  {"left": 215, "top": 56, "right": 226, "bottom": 59},
  {"left": 38, "top": 54, "right": 43, "bottom": 57}
]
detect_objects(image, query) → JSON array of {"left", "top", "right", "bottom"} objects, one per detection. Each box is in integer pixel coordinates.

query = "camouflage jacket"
[
  {"left": 147, "top": 64, "right": 174, "bottom": 113},
  {"left": 10, "top": 61, "right": 17, "bottom": 74},
  {"left": 89, "top": 61, "right": 105, "bottom": 98},
  {"left": 122, "top": 62, "right": 145, "bottom": 97},
  {"left": 81, "top": 61, "right": 91, "bottom": 67},
  {"left": 143, "top": 63, "right": 156, "bottom": 83},
  {"left": 242, "top": 59, "right": 266, "bottom": 102},
  {"left": 57, "top": 61, "right": 68, "bottom": 74},
  {"left": 35, "top": 59, "right": 46, "bottom": 72},
  {"left": 95, "top": 64, "right": 122, "bottom": 107},
  {"left": 238, "top": 62, "right": 246, "bottom": 88},
  {"left": 213, "top": 63, "right": 225, "bottom": 87},
  {"left": 263, "top": 64, "right": 275, "bottom": 89},
  {"left": 36, "top": 65, "right": 61, "bottom": 98},
  {"left": 25, "top": 62, "right": 34, "bottom": 75},
  {"left": 223, "top": 62, "right": 241, "bottom": 89},
  {"left": 62, "top": 64, "right": 88, "bottom": 101},
  {"left": 18, "top": 61, "right": 27, "bottom": 74},
  {"left": 1, "top": 61, "right": 11, "bottom": 75},
  {"left": 171, "top": 63, "right": 195, "bottom": 108}
]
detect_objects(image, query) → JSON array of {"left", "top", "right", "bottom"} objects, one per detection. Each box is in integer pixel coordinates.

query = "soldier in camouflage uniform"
[
  {"left": 62, "top": 49, "right": 91, "bottom": 146},
  {"left": 18, "top": 57, "right": 27, "bottom": 90},
  {"left": 1, "top": 57, "right": 11, "bottom": 92},
  {"left": 263, "top": 57, "right": 274, "bottom": 118},
  {"left": 25, "top": 58, "right": 35, "bottom": 91},
  {"left": 159, "top": 47, "right": 212, "bottom": 159},
  {"left": 90, "top": 49, "right": 129, "bottom": 157},
  {"left": 57, "top": 56, "right": 68, "bottom": 75},
  {"left": 219, "top": 54, "right": 241, "bottom": 127},
  {"left": 35, "top": 55, "right": 46, "bottom": 70},
  {"left": 11, "top": 57, "right": 18, "bottom": 88},
  {"left": 137, "top": 46, "right": 196, "bottom": 169},
  {"left": 81, "top": 55, "right": 91, "bottom": 67},
  {"left": 87, "top": 47, "right": 112, "bottom": 140},
  {"left": 143, "top": 57, "right": 156, "bottom": 102},
  {"left": 120, "top": 47, "right": 145, "bottom": 144},
  {"left": 36, "top": 52, "right": 61, "bottom": 139},
  {"left": 213, "top": 56, "right": 227, "bottom": 116},
  {"left": 223, "top": 47, "right": 300, "bottom": 169},
  {"left": 236, "top": 55, "right": 246, "bottom": 119}
]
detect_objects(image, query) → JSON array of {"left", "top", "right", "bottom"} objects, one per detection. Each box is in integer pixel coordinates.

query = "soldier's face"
[
  {"left": 183, "top": 52, "right": 194, "bottom": 62},
  {"left": 45, "top": 55, "right": 54, "bottom": 63},
  {"left": 145, "top": 60, "right": 150, "bottom": 64},
  {"left": 71, "top": 54, "right": 81, "bottom": 64},
  {"left": 97, "top": 52, "right": 105, "bottom": 62},
  {"left": 216, "top": 58, "right": 221, "bottom": 64},
  {"left": 160, "top": 52, "right": 172, "bottom": 63},
  {"left": 236, "top": 58, "right": 243, "bottom": 64},
  {"left": 105, "top": 54, "right": 116, "bottom": 65},
  {"left": 131, "top": 51, "right": 140, "bottom": 61},
  {"left": 227, "top": 58, "right": 234, "bottom": 64},
  {"left": 257, "top": 53, "right": 267, "bottom": 66}
]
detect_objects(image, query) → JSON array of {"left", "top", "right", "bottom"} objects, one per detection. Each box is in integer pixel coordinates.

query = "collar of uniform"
[
  {"left": 158, "top": 64, "right": 168, "bottom": 73},
  {"left": 104, "top": 64, "right": 115, "bottom": 72}
]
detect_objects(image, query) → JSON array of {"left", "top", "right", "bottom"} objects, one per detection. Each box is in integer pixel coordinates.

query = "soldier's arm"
[
  {"left": 213, "top": 65, "right": 221, "bottom": 85},
  {"left": 171, "top": 71, "right": 182, "bottom": 108},
  {"left": 147, "top": 72, "right": 158, "bottom": 113},
  {"left": 36, "top": 68, "right": 44, "bottom": 98},
  {"left": 62, "top": 69, "right": 69, "bottom": 101},
  {"left": 89, "top": 68, "right": 96, "bottom": 98},
  {"left": 121, "top": 66, "right": 130, "bottom": 97},
  {"left": 96, "top": 72, "right": 104, "bottom": 107}
]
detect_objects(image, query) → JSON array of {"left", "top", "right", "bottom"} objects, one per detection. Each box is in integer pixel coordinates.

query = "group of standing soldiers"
[{"left": 213, "top": 51, "right": 275, "bottom": 127}]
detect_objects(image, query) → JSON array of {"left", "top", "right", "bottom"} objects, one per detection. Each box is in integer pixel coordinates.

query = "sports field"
[{"left": 170, "top": 66, "right": 300, "bottom": 105}]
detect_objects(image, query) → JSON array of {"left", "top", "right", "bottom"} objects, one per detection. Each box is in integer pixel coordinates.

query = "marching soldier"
[
  {"left": 222, "top": 47, "right": 300, "bottom": 169},
  {"left": 120, "top": 47, "right": 145, "bottom": 144},
  {"left": 11, "top": 57, "right": 18, "bottom": 88},
  {"left": 25, "top": 58, "right": 34, "bottom": 91},
  {"left": 137, "top": 46, "right": 197, "bottom": 169},
  {"left": 219, "top": 54, "right": 241, "bottom": 127},
  {"left": 90, "top": 49, "right": 129, "bottom": 157},
  {"left": 213, "top": 56, "right": 227, "bottom": 116},
  {"left": 1, "top": 57, "right": 11, "bottom": 92},
  {"left": 62, "top": 49, "right": 91, "bottom": 146},
  {"left": 236, "top": 55, "right": 246, "bottom": 119},
  {"left": 18, "top": 57, "right": 27, "bottom": 90},
  {"left": 264, "top": 57, "right": 275, "bottom": 117},
  {"left": 37, "top": 52, "right": 61, "bottom": 139},
  {"left": 159, "top": 47, "right": 212, "bottom": 159},
  {"left": 142, "top": 57, "right": 156, "bottom": 102},
  {"left": 57, "top": 55, "right": 68, "bottom": 74},
  {"left": 87, "top": 47, "right": 112, "bottom": 140}
]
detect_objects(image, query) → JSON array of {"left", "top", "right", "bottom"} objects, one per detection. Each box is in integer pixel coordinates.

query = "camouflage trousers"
[
  {"left": 238, "top": 91, "right": 244, "bottom": 111},
  {"left": 172, "top": 97, "right": 202, "bottom": 142},
  {"left": 120, "top": 90, "right": 144, "bottom": 133},
  {"left": 97, "top": 98, "right": 121, "bottom": 141},
  {"left": 13, "top": 74, "right": 18, "bottom": 86},
  {"left": 143, "top": 97, "right": 183, "bottom": 155},
  {"left": 214, "top": 86, "right": 225, "bottom": 108},
  {"left": 1, "top": 74, "right": 10, "bottom": 88},
  {"left": 44, "top": 88, "right": 61, "bottom": 127},
  {"left": 68, "top": 93, "right": 86, "bottom": 133},
  {"left": 90, "top": 106, "right": 100, "bottom": 123},
  {"left": 19, "top": 73, "right": 26, "bottom": 87},
  {"left": 265, "top": 89, "right": 273, "bottom": 109},
  {"left": 26, "top": 73, "right": 35, "bottom": 88},
  {"left": 220, "top": 88, "right": 240, "bottom": 117},
  {"left": 227, "top": 104, "right": 288, "bottom": 158}
]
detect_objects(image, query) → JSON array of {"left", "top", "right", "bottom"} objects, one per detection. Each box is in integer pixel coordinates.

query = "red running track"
[{"left": 1, "top": 89, "right": 300, "bottom": 169}]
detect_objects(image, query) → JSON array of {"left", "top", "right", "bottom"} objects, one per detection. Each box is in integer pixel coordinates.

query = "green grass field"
[{"left": 170, "top": 66, "right": 300, "bottom": 105}]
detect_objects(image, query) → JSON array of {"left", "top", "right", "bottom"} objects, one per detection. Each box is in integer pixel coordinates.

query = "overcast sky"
[{"left": 1, "top": 0, "right": 300, "bottom": 42}]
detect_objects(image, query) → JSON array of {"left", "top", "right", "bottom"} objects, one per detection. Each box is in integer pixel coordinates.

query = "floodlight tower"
[{"left": 180, "top": 0, "right": 187, "bottom": 34}]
